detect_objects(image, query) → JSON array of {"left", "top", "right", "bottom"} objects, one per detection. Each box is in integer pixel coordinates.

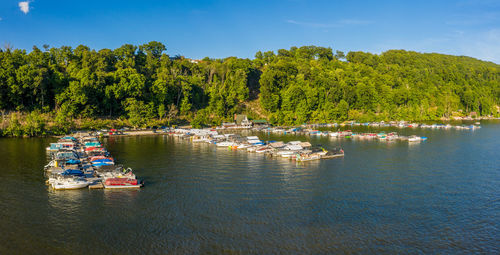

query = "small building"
[
  {"left": 234, "top": 114, "right": 251, "bottom": 126},
  {"left": 222, "top": 122, "right": 237, "bottom": 128},
  {"left": 252, "top": 119, "right": 269, "bottom": 127}
]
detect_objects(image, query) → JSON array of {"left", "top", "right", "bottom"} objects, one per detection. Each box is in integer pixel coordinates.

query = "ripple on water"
[{"left": 0, "top": 125, "right": 499, "bottom": 254}]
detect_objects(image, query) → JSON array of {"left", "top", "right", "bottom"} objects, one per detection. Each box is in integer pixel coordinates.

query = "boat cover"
[
  {"left": 66, "top": 159, "right": 80, "bottom": 164},
  {"left": 62, "top": 169, "right": 84, "bottom": 176},
  {"left": 269, "top": 142, "right": 285, "bottom": 148},
  {"left": 299, "top": 142, "right": 312, "bottom": 147}
]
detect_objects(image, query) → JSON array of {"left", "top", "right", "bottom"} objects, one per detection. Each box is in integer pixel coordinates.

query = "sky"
[{"left": 0, "top": 0, "right": 500, "bottom": 63}]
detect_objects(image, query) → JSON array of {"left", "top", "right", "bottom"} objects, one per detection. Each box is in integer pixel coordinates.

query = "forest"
[{"left": 0, "top": 41, "right": 499, "bottom": 136}]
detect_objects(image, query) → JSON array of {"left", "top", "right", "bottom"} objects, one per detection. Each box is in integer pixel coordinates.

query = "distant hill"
[{"left": 0, "top": 43, "right": 498, "bottom": 132}]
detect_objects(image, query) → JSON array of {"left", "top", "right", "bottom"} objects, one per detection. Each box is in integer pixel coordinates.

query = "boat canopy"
[
  {"left": 269, "top": 141, "right": 285, "bottom": 148},
  {"left": 66, "top": 159, "right": 80, "bottom": 164},
  {"left": 84, "top": 142, "right": 101, "bottom": 147},
  {"left": 62, "top": 169, "right": 84, "bottom": 176},
  {"left": 299, "top": 142, "right": 312, "bottom": 147},
  {"left": 60, "top": 136, "right": 77, "bottom": 141},
  {"left": 285, "top": 145, "right": 303, "bottom": 151},
  {"left": 91, "top": 158, "right": 113, "bottom": 163}
]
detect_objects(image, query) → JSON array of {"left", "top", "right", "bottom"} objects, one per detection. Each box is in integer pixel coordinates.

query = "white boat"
[
  {"left": 236, "top": 143, "right": 251, "bottom": 149},
  {"left": 216, "top": 141, "right": 236, "bottom": 147},
  {"left": 247, "top": 146, "right": 258, "bottom": 152},
  {"left": 408, "top": 136, "right": 421, "bottom": 142},
  {"left": 277, "top": 150, "right": 296, "bottom": 157},
  {"left": 329, "top": 132, "right": 339, "bottom": 137},
  {"left": 255, "top": 146, "right": 272, "bottom": 153},
  {"left": 51, "top": 177, "right": 90, "bottom": 190}
]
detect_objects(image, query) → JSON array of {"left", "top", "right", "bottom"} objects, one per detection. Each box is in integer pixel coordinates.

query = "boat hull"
[
  {"left": 103, "top": 184, "right": 142, "bottom": 189},
  {"left": 52, "top": 182, "right": 89, "bottom": 190}
]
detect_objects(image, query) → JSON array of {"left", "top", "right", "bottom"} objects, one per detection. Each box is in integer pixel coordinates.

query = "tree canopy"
[{"left": 0, "top": 42, "right": 498, "bottom": 131}]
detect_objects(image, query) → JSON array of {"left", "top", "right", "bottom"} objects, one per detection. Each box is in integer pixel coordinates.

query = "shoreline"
[{"left": 2, "top": 117, "right": 499, "bottom": 139}]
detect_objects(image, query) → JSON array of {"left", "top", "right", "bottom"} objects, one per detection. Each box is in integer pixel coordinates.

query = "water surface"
[{"left": 0, "top": 121, "right": 499, "bottom": 254}]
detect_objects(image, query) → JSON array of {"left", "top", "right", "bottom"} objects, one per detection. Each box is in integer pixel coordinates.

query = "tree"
[
  {"left": 166, "top": 104, "right": 178, "bottom": 126},
  {"left": 158, "top": 104, "right": 166, "bottom": 121},
  {"left": 0, "top": 43, "right": 498, "bottom": 137},
  {"left": 336, "top": 100, "right": 349, "bottom": 121},
  {"left": 123, "top": 98, "right": 153, "bottom": 128}
]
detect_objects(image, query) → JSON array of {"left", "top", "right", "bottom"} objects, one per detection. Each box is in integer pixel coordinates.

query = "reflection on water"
[
  {"left": 0, "top": 120, "right": 499, "bottom": 254},
  {"left": 102, "top": 189, "right": 140, "bottom": 202}
]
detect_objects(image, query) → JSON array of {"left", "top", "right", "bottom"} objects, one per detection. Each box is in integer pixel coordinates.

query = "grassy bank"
[{"left": 1, "top": 110, "right": 497, "bottom": 138}]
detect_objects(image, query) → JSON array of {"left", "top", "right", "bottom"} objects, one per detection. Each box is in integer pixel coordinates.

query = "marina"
[
  {"left": 44, "top": 135, "right": 143, "bottom": 190},
  {"left": 2, "top": 1, "right": 499, "bottom": 253},
  {"left": 41, "top": 120, "right": 458, "bottom": 191},
  {"left": 0, "top": 120, "right": 498, "bottom": 254},
  {"left": 167, "top": 128, "right": 345, "bottom": 162}
]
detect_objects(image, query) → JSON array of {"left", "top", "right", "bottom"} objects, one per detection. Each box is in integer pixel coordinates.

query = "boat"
[
  {"left": 321, "top": 148, "right": 345, "bottom": 159},
  {"left": 236, "top": 143, "right": 252, "bottom": 149},
  {"left": 408, "top": 135, "right": 421, "bottom": 142},
  {"left": 91, "top": 158, "right": 115, "bottom": 166},
  {"left": 216, "top": 141, "right": 236, "bottom": 147},
  {"left": 295, "top": 153, "right": 321, "bottom": 162},
  {"left": 255, "top": 146, "right": 273, "bottom": 153},
  {"left": 103, "top": 178, "right": 142, "bottom": 189},
  {"left": 51, "top": 177, "right": 90, "bottom": 190},
  {"left": 277, "top": 150, "right": 297, "bottom": 158}
]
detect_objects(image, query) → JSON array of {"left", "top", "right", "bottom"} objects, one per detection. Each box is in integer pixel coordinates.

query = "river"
[{"left": 0, "top": 121, "right": 499, "bottom": 254}]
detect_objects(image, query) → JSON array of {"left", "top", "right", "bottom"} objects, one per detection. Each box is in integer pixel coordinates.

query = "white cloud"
[{"left": 19, "top": 1, "right": 31, "bottom": 14}]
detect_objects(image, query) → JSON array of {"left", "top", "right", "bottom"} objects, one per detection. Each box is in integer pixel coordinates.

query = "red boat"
[
  {"left": 104, "top": 178, "right": 142, "bottom": 189},
  {"left": 85, "top": 147, "right": 105, "bottom": 152},
  {"left": 89, "top": 156, "right": 114, "bottom": 162}
]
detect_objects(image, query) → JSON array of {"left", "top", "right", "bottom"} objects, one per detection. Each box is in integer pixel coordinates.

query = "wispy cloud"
[
  {"left": 286, "top": 19, "right": 372, "bottom": 28},
  {"left": 19, "top": 1, "right": 31, "bottom": 14},
  {"left": 457, "top": 0, "right": 500, "bottom": 7},
  {"left": 0, "top": 17, "right": 3, "bottom": 21},
  {"left": 460, "top": 29, "right": 500, "bottom": 63},
  {"left": 371, "top": 29, "right": 500, "bottom": 64},
  {"left": 286, "top": 20, "right": 339, "bottom": 28},
  {"left": 446, "top": 12, "right": 500, "bottom": 26},
  {"left": 339, "top": 19, "right": 373, "bottom": 25}
]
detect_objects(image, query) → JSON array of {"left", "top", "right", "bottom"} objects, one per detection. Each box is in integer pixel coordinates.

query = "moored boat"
[
  {"left": 51, "top": 177, "right": 90, "bottom": 190},
  {"left": 103, "top": 178, "right": 142, "bottom": 189}
]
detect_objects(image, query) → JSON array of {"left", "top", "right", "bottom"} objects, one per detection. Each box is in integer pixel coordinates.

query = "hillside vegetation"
[{"left": 0, "top": 42, "right": 499, "bottom": 136}]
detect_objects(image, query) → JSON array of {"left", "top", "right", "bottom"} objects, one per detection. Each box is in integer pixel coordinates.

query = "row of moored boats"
[
  {"left": 45, "top": 135, "right": 142, "bottom": 190},
  {"left": 304, "top": 131, "right": 427, "bottom": 142},
  {"left": 249, "top": 121, "right": 481, "bottom": 130},
  {"left": 170, "top": 129, "right": 345, "bottom": 162}
]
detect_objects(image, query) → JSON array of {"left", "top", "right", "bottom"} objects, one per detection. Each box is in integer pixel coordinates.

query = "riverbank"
[{"left": 1, "top": 112, "right": 499, "bottom": 138}]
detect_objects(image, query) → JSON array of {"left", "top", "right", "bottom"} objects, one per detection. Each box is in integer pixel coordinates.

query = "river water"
[{"left": 0, "top": 121, "right": 499, "bottom": 254}]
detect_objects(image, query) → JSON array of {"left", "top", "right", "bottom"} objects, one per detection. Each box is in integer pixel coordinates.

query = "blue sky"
[{"left": 1, "top": 0, "right": 499, "bottom": 63}]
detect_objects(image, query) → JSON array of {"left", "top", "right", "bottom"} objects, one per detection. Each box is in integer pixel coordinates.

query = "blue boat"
[{"left": 61, "top": 169, "right": 84, "bottom": 177}]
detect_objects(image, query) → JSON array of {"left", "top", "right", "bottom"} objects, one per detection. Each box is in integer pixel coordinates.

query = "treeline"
[{"left": 0, "top": 42, "right": 499, "bottom": 136}]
